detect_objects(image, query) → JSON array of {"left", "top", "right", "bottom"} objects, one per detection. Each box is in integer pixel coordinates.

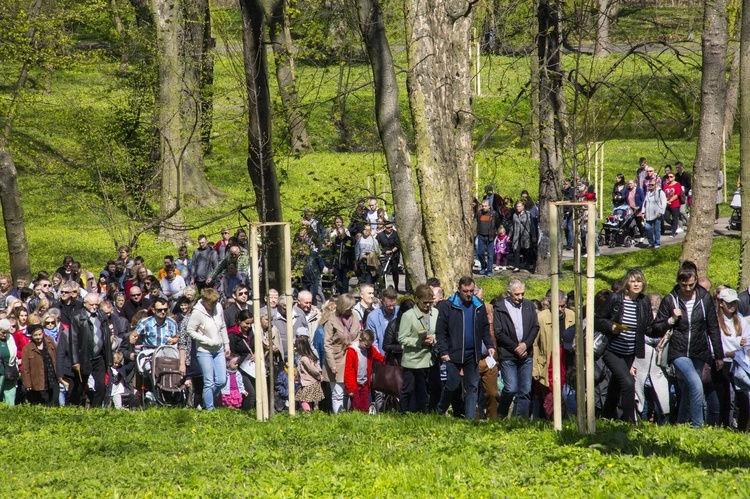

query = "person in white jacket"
[
  {"left": 642, "top": 179, "right": 667, "bottom": 249},
  {"left": 187, "top": 287, "right": 230, "bottom": 410}
]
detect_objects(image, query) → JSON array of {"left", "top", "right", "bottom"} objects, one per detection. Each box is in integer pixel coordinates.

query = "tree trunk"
[
  {"left": 269, "top": 2, "right": 313, "bottom": 154},
  {"left": 740, "top": 0, "right": 750, "bottom": 289},
  {"left": 153, "top": 0, "right": 186, "bottom": 243},
  {"left": 239, "top": 0, "right": 286, "bottom": 289},
  {"left": 724, "top": 47, "right": 740, "bottom": 148},
  {"left": 535, "top": 0, "right": 565, "bottom": 276},
  {"left": 200, "top": 1, "right": 215, "bottom": 154},
  {"left": 0, "top": 0, "right": 43, "bottom": 283},
  {"left": 356, "top": 0, "right": 427, "bottom": 288},
  {"left": 181, "top": 0, "right": 222, "bottom": 206},
  {"left": 0, "top": 143, "right": 31, "bottom": 282},
  {"left": 405, "top": 0, "right": 476, "bottom": 288},
  {"left": 530, "top": 2, "right": 540, "bottom": 160},
  {"left": 680, "top": 0, "right": 728, "bottom": 274},
  {"left": 594, "top": 0, "right": 616, "bottom": 59},
  {"left": 108, "top": 0, "right": 129, "bottom": 72}
]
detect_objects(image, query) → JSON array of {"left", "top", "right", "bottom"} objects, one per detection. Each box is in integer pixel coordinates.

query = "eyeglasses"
[
  {"left": 236, "top": 291, "right": 248, "bottom": 296},
  {"left": 60, "top": 291, "right": 71, "bottom": 295},
  {"left": 44, "top": 320, "right": 56, "bottom": 325},
  {"left": 154, "top": 307, "right": 168, "bottom": 312},
  {"left": 131, "top": 293, "right": 142, "bottom": 297}
]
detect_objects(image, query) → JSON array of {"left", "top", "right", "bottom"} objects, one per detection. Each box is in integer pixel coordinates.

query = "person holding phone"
[{"left": 595, "top": 268, "right": 660, "bottom": 423}]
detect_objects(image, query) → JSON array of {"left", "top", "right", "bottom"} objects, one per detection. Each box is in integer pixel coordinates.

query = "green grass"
[{"left": 2, "top": 406, "right": 748, "bottom": 497}]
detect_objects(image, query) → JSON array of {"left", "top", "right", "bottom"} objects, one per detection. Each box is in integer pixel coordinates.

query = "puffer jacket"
[
  {"left": 653, "top": 285, "right": 723, "bottom": 363},
  {"left": 594, "top": 291, "right": 660, "bottom": 359}
]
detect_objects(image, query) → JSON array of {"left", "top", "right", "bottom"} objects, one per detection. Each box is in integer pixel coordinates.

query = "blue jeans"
[
  {"left": 477, "top": 235, "right": 493, "bottom": 273},
  {"left": 437, "top": 359, "right": 480, "bottom": 419},
  {"left": 499, "top": 357, "right": 533, "bottom": 418},
  {"left": 197, "top": 350, "right": 227, "bottom": 411},
  {"left": 564, "top": 213, "right": 573, "bottom": 247},
  {"left": 645, "top": 216, "right": 662, "bottom": 247},
  {"left": 672, "top": 356, "right": 705, "bottom": 428}
]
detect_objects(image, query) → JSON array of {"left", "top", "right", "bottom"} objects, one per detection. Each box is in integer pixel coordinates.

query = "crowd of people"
[{"left": 0, "top": 232, "right": 748, "bottom": 430}]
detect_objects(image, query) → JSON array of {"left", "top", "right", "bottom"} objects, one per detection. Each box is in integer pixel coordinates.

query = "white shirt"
[{"left": 721, "top": 315, "right": 750, "bottom": 362}]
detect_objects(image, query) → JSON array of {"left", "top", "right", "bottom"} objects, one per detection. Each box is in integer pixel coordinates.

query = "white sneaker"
[
  {"left": 473, "top": 259, "right": 481, "bottom": 270},
  {"left": 676, "top": 227, "right": 683, "bottom": 234}
]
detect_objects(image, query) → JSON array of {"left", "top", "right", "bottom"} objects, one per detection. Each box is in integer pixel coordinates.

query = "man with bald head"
[
  {"left": 70, "top": 293, "right": 113, "bottom": 407},
  {"left": 121, "top": 285, "right": 151, "bottom": 323}
]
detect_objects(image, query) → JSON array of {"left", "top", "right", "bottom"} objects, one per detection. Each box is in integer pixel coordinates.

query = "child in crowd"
[
  {"left": 493, "top": 225, "right": 510, "bottom": 271},
  {"left": 295, "top": 336, "right": 323, "bottom": 411},
  {"left": 221, "top": 356, "right": 247, "bottom": 409},
  {"left": 344, "top": 329, "right": 385, "bottom": 412},
  {"left": 108, "top": 352, "right": 127, "bottom": 409}
]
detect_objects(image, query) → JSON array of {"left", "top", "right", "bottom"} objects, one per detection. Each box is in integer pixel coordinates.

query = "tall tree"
[
  {"left": 239, "top": 0, "right": 286, "bottom": 288},
  {"left": 594, "top": 0, "right": 616, "bottom": 58},
  {"left": 356, "top": 0, "right": 427, "bottom": 288},
  {"left": 740, "top": 0, "right": 750, "bottom": 289},
  {"left": 152, "top": 0, "right": 186, "bottom": 243},
  {"left": 269, "top": 1, "right": 313, "bottom": 154},
  {"left": 181, "top": 0, "right": 223, "bottom": 204},
  {"left": 680, "top": 0, "right": 729, "bottom": 273},
  {"left": 535, "top": 0, "right": 565, "bottom": 276},
  {"left": 405, "top": 0, "right": 476, "bottom": 287},
  {"left": 0, "top": 0, "right": 44, "bottom": 282}
]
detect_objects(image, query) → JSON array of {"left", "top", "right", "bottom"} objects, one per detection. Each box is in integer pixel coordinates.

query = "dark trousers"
[
  {"left": 71, "top": 356, "right": 107, "bottom": 408},
  {"left": 27, "top": 385, "right": 60, "bottom": 407},
  {"left": 601, "top": 350, "right": 636, "bottom": 423},
  {"left": 333, "top": 267, "right": 350, "bottom": 295},
  {"left": 241, "top": 372, "right": 256, "bottom": 411},
  {"left": 663, "top": 206, "right": 680, "bottom": 235},
  {"left": 400, "top": 367, "right": 428, "bottom": 413}
]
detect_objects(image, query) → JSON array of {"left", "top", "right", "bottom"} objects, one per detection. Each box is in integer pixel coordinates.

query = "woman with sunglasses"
[
  {"left": 654, "top": 261, "right": 724, "bottom": 428},
  {"left": 595, "top": 268, "right": 659, "bottom": 423}
]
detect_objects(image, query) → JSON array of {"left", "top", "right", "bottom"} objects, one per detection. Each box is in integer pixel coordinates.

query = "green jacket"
[{"left": 398, "top": 307, "right": 438, "bottom": 369}]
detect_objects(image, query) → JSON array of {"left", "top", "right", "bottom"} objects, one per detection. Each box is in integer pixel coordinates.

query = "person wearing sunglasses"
[
  {"left": 130, "top": 297, "right": 178, "bottom": 350},
  {"left": 662, "top": 171, "right": 683, "bottom": 237},
  {"left": 121, "top": 286, "right": 151, "bottom": 324}
]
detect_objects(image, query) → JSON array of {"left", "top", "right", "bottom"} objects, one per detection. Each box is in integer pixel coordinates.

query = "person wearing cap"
[
  {"left": 375, "top": 219, "right": 401, "bottom": 291},
  {"left": 532, "top": 289, "right": 575, "bottom": 420},
  {"left": 715, "top": 287, "right": 750, "bottom": 430},
  {"left": 21, "top": 323, "right": 59, "bottom": 406},
  {"left": 0, "top": 318, "right": 18, "bottom": 405},
  {"left": 594, "top": 268, "right": 659, "bottom": 423}
]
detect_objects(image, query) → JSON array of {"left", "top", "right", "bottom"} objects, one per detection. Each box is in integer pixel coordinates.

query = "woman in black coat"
[{"left": 595, "top": 268, "right": 660, "bottom": 422}]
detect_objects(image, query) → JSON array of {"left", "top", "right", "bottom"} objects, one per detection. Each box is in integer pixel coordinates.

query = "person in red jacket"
[{"left": 344, "top": 329, "right": 385, "bottom": 411}]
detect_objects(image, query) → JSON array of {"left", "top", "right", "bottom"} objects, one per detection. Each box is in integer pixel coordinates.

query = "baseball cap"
[{"left": 718, "top": 288, "right": 739, "bottom": 303}]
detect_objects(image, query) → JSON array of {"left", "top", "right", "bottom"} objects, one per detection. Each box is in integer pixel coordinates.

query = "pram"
[
  {"left": 136, "top": 345, "right": 187, "bottom": 407},
  {"left": 598, "top": 205, "right": 639, "bottom": 248},
  {"left": 729, "top": 187, "right": 741, "bottom": 231}
]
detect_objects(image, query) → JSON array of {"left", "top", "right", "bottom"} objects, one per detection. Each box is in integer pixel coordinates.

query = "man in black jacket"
[
  {"left": 435, "top": 276, "right": 495, "bottom": 419},
  {"left": 375, "top": 220, "right": 401, "bottom": 291},
  {"left": 494, "top": 279, "right": 540, "bottom": 419},
  {"left": 69, "top": 293, "right": 113, "bottom": 407}
]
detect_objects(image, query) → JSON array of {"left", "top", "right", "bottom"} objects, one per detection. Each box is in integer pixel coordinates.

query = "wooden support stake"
[
  {"left": 550, "top": 204, "right": 562, "bottom": 431},
  {"left": 586, "top": 202, "right": 597, "bottom": 434}
]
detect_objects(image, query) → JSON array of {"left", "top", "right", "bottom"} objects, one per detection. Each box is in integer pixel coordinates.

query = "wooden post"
[
  {"left": 549, "top": 203, "right": 562, "bottom": 431},
  {"left": 586, "top": 202, "right": 597, "bottom": 434},
  {"left": 284, "top": 223, "right": 295, "bottom": 415},
  {"left": 475, "top": 28, "right": 481, "bottom": 96},
  {"left": 574, "top": 207, "right": 586, "bottom": 433},
  {"left": 251, "top": 224, "right": 268, "bottom": 421}
]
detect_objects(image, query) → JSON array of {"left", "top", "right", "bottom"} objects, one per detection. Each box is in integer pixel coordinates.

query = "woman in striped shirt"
[{"left": 595, "top": 268, "right": 660, "bottom": 423}]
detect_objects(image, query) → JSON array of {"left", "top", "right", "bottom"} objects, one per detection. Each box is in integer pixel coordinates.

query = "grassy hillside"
[{"left": 2, "top": 405, "right": 749, "bottom": 497}]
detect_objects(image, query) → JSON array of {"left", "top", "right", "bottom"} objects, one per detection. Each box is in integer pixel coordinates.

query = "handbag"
[
  {"left": 365, "top": 251, "right": 380, "bottom": 269},
  {"left": 371, "top": 361, "right": 403, "bottom": 398},
  {"left": 592, "top": 331, "right": 609, "bottom": 360},
  {"left": 1, "top": 358, "right": 19, "bottom": 383},
  {"left": 655, "top": 329, "right": 673, "bottom": 369}
]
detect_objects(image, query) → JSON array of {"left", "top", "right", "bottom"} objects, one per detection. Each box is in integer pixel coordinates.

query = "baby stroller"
[
  {"left": 598, "top": 205, "right": 639, "bottom": 248},
  {"left": 729, "top": 187, "right": 741, "bottom": 231},
  {"left": 136, "top": 345, "right": 187, "bottom": 407}
]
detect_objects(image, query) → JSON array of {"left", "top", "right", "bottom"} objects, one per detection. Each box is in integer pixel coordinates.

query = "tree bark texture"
[
  {"left": 239, "top": 0, "right": 286, "bottom": 289},
  {"left": 723, "top": 47, "right": 740, "bottom": 148},
  {"left": 594, "top": 0, "right": 615, "bottom": 59},
  {"left": 680, "top": 0, "right": 728, "bottom": 275},
  {"left": 181, "top": 0, "right": 222, "bottom": 205},
  {"left": 357, "top": 0, "right": 427, "bottom": 288},
  {"left": 200, "top": 1, "right": 215, "bottom": 154},
  {"left": 535, "top": 0, "right": 565, "bottom": 276},
  {"left": 153, "top": 0, "right": 186, "bottom": 243},
  {"left": 405, "top": 0, "right": 476, "bottom": 288},
  {"left": 740, "top": 0, "right": 750, "bottom": 289},
  {"left": 269, "top": 2, "right": 313, "bottom": 154}
]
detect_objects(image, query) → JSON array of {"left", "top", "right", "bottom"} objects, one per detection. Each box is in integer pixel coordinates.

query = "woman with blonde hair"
[
  {"left": 187, "top": 287, "right": 229, "bottom": 410},
  {"left": 323, "top": 294, "right": 360, "bottom": 413}
]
